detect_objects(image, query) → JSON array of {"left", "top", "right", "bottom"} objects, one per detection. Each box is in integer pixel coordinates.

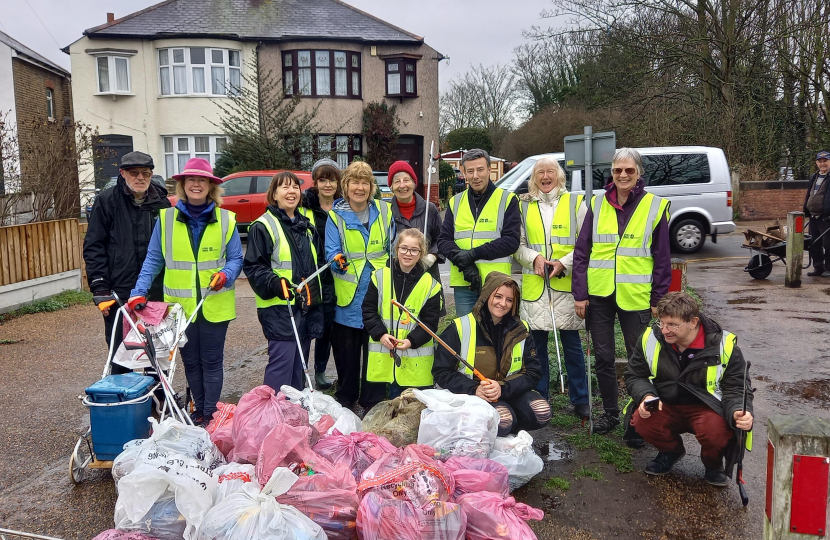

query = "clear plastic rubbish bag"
[
  {"left": 280, "top": 385, "right": 362, "bottom": 435},
  {"left": 488, "top": 431, "right": 544, "bottom": 491},
  {"left": 413, "top": 389, "right": 499, "bottom": 459}
]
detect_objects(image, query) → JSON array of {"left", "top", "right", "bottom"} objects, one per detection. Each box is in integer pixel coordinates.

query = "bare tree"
[{"left": 0, "top": 111, "right": 24, "bottom": 225}]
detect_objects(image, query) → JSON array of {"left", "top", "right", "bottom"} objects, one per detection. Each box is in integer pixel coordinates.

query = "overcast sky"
[{"left": 0, "top": 0, "right": 556, "bottom": 90}]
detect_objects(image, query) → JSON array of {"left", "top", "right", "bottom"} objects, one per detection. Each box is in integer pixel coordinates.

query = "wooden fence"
[{"left": 0, "top": 219, "right": 83, "bottom": 287}]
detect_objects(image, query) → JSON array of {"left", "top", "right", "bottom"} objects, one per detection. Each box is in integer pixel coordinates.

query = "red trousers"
[{"left": 630, "top": 402, "right": 733, "bottom": 469}]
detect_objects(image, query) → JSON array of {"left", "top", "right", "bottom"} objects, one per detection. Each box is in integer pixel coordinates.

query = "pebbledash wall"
[
  {"left": 737, "top": 181, "right": 810, "bottom": 220},
  {"left": 68, "top": 36, "right": 257, "bottom": 183}
]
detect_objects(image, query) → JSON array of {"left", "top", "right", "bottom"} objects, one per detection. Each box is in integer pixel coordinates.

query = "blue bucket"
[{"left": 85, "top": 374, "right": 156, "bottom": 460}]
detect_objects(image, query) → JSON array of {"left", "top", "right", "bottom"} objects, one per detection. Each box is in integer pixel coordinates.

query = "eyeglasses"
[
  {"left": 125, "top": 169, "right": 153, "bottom": 178},
  {"left": 612, "top": 167, "right": 638, "bottom": 176},
  {"left": 656, "top": 320, "right": 688, "bottom": 332},
  {"left": 397, "top": 246, "right": 421, "bottom": 256}
]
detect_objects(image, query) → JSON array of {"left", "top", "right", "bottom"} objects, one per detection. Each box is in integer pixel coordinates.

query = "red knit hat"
[{"left": 388, "top": 160, "right": 418, "bottom": 187}]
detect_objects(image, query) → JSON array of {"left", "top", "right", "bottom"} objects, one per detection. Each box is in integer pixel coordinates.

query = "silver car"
[{"left": 495, "top": 146, "right": 736, "bottom": 253}]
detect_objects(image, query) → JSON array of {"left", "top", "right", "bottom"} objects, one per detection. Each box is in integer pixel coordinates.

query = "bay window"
[
  {"left": 383, "top": 56, "right": 418, "bottom": 98},
  {"left": 282, "top": 50, "right": 361, "bottom": 98},
  {"left": 96, "top": 55, "right": 131, "bottom": 94},
  {"left": 158, "top": 47, "right": 242, "bottom": 97},
  {"left": 163, "top": 135, "right": 228, "bottom": 177}
]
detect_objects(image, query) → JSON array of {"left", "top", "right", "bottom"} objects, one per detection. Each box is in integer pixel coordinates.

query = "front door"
[
  {"left": 395, "top": 136, "right": 423, "bottom": 195},
  {"left": 94, "top": 135, "right": 133, "bottom": 189}
]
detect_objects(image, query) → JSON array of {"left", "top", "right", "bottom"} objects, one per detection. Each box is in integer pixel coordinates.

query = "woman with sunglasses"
[
  {"left": 572, "top": 147, "right": 671, "bottom": 435},
  {"left": 298, "top": 158, "right": 342, "bottom": 390},
  {"left": 362, "top": 228, "right": 442, "bottom": 409}
]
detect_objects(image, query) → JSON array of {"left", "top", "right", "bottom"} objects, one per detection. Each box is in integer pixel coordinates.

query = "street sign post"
[{"left": 564, "top": 126, "right": 616, "bottom": 204}]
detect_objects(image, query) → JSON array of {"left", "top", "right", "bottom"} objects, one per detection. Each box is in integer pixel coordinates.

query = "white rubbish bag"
[
  {"left": 113, "top": 417, "right": 226, "bottom": 485},
  {"left": 113, "top": 304, "right": 186, "bottom": 371},
  {"left": 413, "top": 389, "right": 499, "bottom": 459},
  {"left": 213, "top": 463, "right": 257, "bottom": 505},
  {"left": 114, "top": 454, "right": 218, "bottom": 540},
  {"left": 280, "top": 385, "right": 362, "bottom": 435},
  {"left": 488, "top": 430, "right": 544, "bottom": 491},
  {"left": 196, "top": 467, "right": 326, "bottom": 540}
]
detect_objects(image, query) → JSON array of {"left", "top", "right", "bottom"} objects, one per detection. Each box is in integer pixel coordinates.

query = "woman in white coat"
[{"left": 514, "top": 157, "right": 590, "bottom": 418}]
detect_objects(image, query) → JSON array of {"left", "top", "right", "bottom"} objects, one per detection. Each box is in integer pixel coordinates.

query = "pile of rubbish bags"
[{"left": 93, "top": 386, "right": 546, "bottom": 540}]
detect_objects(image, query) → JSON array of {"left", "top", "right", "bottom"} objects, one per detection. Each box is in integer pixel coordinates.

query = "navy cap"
[
  {"left": 120, "top": 151, "right": 154, "bottom": 170},
  {"left": 817, "top": 151, "right": 830, "bottom": 161}
]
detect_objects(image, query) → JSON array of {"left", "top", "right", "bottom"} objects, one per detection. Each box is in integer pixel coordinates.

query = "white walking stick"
[
  {"left": 546, "top": 276, "right": 566, "bottom": 393},
  {"left": 423, "top": 140, "right": 435, "bottom": 236}
]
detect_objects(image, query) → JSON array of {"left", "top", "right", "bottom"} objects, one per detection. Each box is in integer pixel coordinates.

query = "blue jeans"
[
  {"left": 453, "top": 286, "right": 480, "bottom": 317},
  {"left": 180, "top": 314, "right": 229, "bottom": 420},
  {"left": 531, "top": 328, "right": 588, "bottom": 404}
]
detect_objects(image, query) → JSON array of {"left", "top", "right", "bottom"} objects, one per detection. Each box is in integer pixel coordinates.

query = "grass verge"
[
  {"left": 0, "top": 290, "right": 93, "bottom": 324},
  {"left": 545, "top": 477, "right": 571, "bottom": 491},
  {"left": 573, "top": 465, "right": 604, "bottom": 480}
]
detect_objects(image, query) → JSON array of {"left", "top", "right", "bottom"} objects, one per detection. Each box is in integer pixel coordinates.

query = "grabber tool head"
[{"left": 97, "top": 299, "right": 116, "bottom": 312}]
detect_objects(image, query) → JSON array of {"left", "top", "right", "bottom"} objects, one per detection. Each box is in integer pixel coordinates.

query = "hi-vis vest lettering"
[
  {"left": 640, "top": 327, "right": 752, "bottom": 451},
  {"left": 366, "top": 267, "right": 441, "bottom": 386},
  {"left": 453, "top": 313, "right": 528, "bottom": 379},
  {"left": 449, "top": 188, "right": 516, "bottom": 287},
  {"left": 329, "top": 200, "right": 392, "bottom": 307},
  {"left": 587, "top": 192, "right": 670, "bottom": 311},
  {"left": 160, "top": 207, "right": 236, "bottom": 322},
  {"left": 519, "top": 192, "right": 584, "bottom": 300},
  {"left": 252, "top": 210, "right": 320, "bottom": 309}
]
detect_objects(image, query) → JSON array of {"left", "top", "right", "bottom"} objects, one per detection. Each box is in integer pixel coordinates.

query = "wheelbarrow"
[{"left": 742, "top": 220, "right": 827, "bottom": 279}]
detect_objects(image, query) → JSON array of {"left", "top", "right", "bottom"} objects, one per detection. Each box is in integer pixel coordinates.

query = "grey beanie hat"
[{"left": 311, "top": 158, "right": 339, "bottom": 177}]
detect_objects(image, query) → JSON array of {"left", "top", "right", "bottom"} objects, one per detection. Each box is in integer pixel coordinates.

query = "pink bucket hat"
[{"left": 172, "top": 157, "right": 224, "bottom": 184}]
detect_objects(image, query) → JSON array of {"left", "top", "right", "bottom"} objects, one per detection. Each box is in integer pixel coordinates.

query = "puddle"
[
  {"left": 771, "top": 378, "right": 830, "bottom": 406},
  {"left": 538, "top": 441, "right": 573, "bottom": 462},
  {"left": 726, "top": 296, "right": 767, "bottom": 305},
  {"left": 791, "top": 316, "right": 830, "bottom": 324}
]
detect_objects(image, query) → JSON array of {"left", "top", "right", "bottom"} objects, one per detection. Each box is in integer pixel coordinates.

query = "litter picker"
[
  {"left": 545, "top": 265, "right": 566, "bottom": 394},
  {"left": 736, "top": 360, "right": 752, "bottom": 506},
  {"left": 293, "top": 253, "right": 348, "bottom": 305},
  {"left": 281, "top": 280, "right": 316, "bottom": 394},
  {"left": 390, "top": 299, "right": 490, "bottom": 384},
  {"left": 583, "top": 306, "right": 594, "bottom": 434},
  {"left": 423, "top": 140, "right": 436, "bottom": 237}
]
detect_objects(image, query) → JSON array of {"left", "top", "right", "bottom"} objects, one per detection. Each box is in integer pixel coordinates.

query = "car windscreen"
[{"left": 495, "top": 158, "right": 537, "bottom": 191}]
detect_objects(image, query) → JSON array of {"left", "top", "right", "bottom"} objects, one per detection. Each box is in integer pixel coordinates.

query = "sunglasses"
[
  {"left": 612, "top": 168, "right": 638, "bottom": 176},
  {"left": 125, "top": 169, "right": 153, "bottom": 179}
]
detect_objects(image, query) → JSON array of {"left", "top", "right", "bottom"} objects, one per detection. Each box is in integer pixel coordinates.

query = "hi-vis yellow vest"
[
  {"left": 329, "top": 200, "right": 392, "bottom": 307},
  {"left": 587, "top": 192, "right": 670, "bottom": 311},
  {"left": 252, "top": 209, "right": 320, "bottom": 309},
  {"left": 160, "top": 207, "right": 236, "bottom": 322},
  {"left": 366, "top": 267, "right": 441, "bottom": 386},
  {"left": 519, "top": 192, "right": 584, "bottom": 300},
  {"left": 639, "top": 327, "right": 752, "bottom": 451},
  {"left": 453, "top": 313, "right": 529, "bottom": 379},
  {"left": 449, "top": 187, "right": 516, "bottom": 287}
]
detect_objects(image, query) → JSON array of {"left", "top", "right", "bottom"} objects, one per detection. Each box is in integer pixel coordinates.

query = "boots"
[{"left": 315, "top": 371, "right": 333, "bottom": 390}]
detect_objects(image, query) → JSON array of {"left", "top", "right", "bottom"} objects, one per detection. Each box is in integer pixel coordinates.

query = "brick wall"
[
  {"left": 12, "top": 58, "right": 73, "bottom": 183},
  {"left": 738, "top": 181, "right": 810, "bottom": 220}
]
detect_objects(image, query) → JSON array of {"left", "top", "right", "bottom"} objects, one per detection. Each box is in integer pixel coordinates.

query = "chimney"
[{"left": 106, "top": 13, "right": 115, "bottom": 23}]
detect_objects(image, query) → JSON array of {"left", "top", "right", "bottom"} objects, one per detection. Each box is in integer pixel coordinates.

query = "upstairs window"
[
  {"left": 159, "top": 47, "right": 241, "bottom": 97},
  {"left": 96, "top": 55, "right": 131, "bottom": 94},
  {"left": 282, "top": 50, "right": 361, "bottom": 98},
  {"left": 384, "top": 56, "right": 417, "bottom": 98}
]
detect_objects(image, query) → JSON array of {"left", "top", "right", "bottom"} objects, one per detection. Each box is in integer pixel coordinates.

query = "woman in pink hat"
[{"left": 129, "top": 157, "right": 244, "bottom": 427}]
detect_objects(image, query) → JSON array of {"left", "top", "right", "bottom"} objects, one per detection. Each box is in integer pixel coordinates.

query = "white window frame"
[
  {"left": 163, "top": 135, "right": 228, "bottom": 177},
  {"left": 95, "top": 55, "right": 132, "bottom": 95},
  {"left": 46, "top": 88, "right": 54, "bottom": 120},
  {"left": 158, "top": 47, "right": 242, "bottom": 97}
]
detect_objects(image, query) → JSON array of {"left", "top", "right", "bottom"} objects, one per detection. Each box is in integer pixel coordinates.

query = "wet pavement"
[{"left": 1, "top": 224, "right": 828, "bottom": 538}]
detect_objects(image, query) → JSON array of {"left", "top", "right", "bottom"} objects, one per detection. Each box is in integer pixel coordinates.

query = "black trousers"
[
  {"left": 809, "top": 217, "right": 830, "bottom": 271},
  {"left": 331, "top": 322, "right": 387, "bottom": 409},
  {"left": 103, "top": 308, "right": 131, "bottom": 375},
  {"left": 588, "top": 293, "right": 651, "bottom": 416},
  {"left": 314, "top": 306, "right": 335, "bottom": 374},
  {"left": 492, "top": 390, "right": 550, "bottom": 437}
]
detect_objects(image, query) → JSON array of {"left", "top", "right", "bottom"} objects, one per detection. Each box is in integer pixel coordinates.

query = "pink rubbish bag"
[
  {"left": 91, "top": 531, "right": 158, "bottom": 540},
  {"left": 206, "top": 402, "right": 235, "bottom": 434},
  {"left": 256, "top": 423, "right": 326, "bottom": 487},
  {"left": 359, "top": 444, "right": 440, "bottom": 483},
  {"left": 458, "top": 492, "right": 544, "bottom": 540},
  {"left": 356, "top": 492, "right": 466, "bottom": 540},
  {"left": 313, "top": 414, "right": 336, "bottom": 434},
  {"left": 131, "top": 301, "right": 169, "bottom": 326},
  {"left": 277, "top": 468, "right": 360, "bottom": 540},
  {"left": 443, "top": 456, "right": 510, "bottom": 497},
  {"left": 357, "top": 461, "right": 454, "bottom": 508},
  {"left": 312, "top": 431, "right": 396, "bottom": 481},
  {"left": 229, "top": 385, "right": 309, "bottom": 464}
]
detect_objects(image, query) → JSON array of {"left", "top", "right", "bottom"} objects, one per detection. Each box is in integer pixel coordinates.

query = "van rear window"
[{"left": 642, "top": 153, "right": 710, "bottom": 185}]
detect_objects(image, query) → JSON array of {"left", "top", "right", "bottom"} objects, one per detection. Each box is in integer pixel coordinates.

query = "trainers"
[
  {"left": 315, "top": 371, "right": 333, "bottom": 390},
  {"left": 808, "top": 268, "right": 825, "bottom": 276},
  {"left": 704, "top": 467, "right": 729, "bottom": 487},
  {"left": 573, "top": 403, "right": 591, "bottom": 419},
  {"left": 644, "top": 450, "right": 686, "bottom": 475},
  {"left": 592, "top": 412, "right": 620, "bottom": 434},
  {"left": 189, "top": 411, "right": 205, "bottom": 427}
]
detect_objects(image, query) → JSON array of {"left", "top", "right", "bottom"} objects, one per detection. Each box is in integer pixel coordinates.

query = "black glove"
[
  {"left": 463, "top": 266, "right": 481, "bottom": 293},
  {"left": 275, "top": 277, "right": 295, "bottom": 301},
  {"left": 453, "top": 249, "right": 477, "bottom": 269},
  {"left": 92, "top": 290, "right": 111, "bottom": 305}
]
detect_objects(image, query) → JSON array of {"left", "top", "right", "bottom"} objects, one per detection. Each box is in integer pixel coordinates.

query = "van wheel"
[{"left": 671, "top": 218, "right": 705, "bottom": 253}]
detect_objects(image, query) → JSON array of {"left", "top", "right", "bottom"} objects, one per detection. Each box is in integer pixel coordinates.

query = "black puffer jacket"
[
  {"left": 390, "top": 193, "right": 445, "bottom": 282},
  {"left": 83, "top": 175, "right": 170, "bottom": 299},
  {"left": 803, "top": 171, "right": 830, "bottom": 217},
  {"left": 361, "top": 259, "right": 443, "bottom": 349},
  {"left": 301, "top": 189, "right": 336, "bottom": 306},
  {"left": 244, "top": 206, "right": 330, "bottom": 341},
  {"left": 623, "top": 314, "right": 754, "bottom": 475}
]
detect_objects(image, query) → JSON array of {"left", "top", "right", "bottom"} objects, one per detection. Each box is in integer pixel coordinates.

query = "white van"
[{"left": 495, "top": 146, "right": 736, "bottom": 253}]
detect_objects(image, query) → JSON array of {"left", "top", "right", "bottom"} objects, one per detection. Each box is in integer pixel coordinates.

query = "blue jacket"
[
  {"left": 325, "top": 198, "right": 393, "bottom": 328},
  {"left": 131, "top": 200, "right": 244, "bottom": 298}
]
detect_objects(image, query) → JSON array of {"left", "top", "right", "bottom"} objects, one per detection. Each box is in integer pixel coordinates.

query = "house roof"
[
  {"left": 0, "top": 30, "right": 70, "bottom": 77},
  {"left": 83, "top": 0, "right": 423, "bottom": 44}
]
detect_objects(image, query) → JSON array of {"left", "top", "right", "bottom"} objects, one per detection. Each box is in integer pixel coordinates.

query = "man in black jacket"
[
  {"left": 623, "top": 292, "right": 754, "bottom": 486},
  {"left": 83, "top": 151, "right": 170, "bottom": 368},
  {"left": 804, "top": 150, "right": 830, "bottom": 277}
]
